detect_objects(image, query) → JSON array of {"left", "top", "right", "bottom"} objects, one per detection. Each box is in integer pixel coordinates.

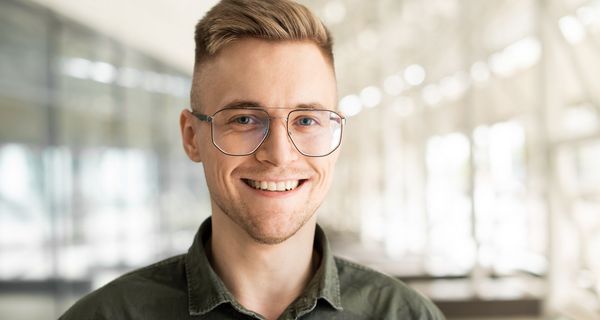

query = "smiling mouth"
[{"left": 242, "top": 179, "right": 307, "bottom": 192}]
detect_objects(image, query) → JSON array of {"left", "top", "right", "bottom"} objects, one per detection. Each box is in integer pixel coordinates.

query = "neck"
[{"left": 209, "top": 212, "right": 319, "bottom": 320}]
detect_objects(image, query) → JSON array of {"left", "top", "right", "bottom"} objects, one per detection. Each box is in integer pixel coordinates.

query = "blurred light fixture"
[
  {"left": 505, "top": 37, "right": 541, "bottom": 70},
  {"left": 439, "top": 72, "right": 469, "bottom": 101},
  {"left": 61, "top": 57, "right": 189, "bottom": 97},
  {"left": 576, "top": 5, "right": 600, "bottom": 32},
  {"left": 61, "top": 57, "right": 92, "bottom": 79},
  {"left": 360, "top": 86, "right": 382, "bottom": 108},
  {"left": 339, "top": 94, "right": 362, "bottom": 117},
  {"left": 90, "top": 62, "right": 117, "bottom": 84},
  {"left": 117, "top": 67, "right": 142, "bottom": 88},
  {"left": 488, "top": 37, "right": 541, "bottom": 78},
  {"left": 422, "top": 84, "right": 442, "bottom": 107},
  {"left": 403, "top": 64, "right": 426, "bottom": 86},
  {"left": 559, "top": 15, "right": 586, "bottom": 44},
  {"left": 470, "top": 61, "right": 491, "bottom": 83},
  {"left": 383, "top": 74, "right": 405, "bottom": 96},
  {"left": 488, "top": 52, "right": 514, "bottom": 78},
  {"left": 323, "top": 0, "right": 346, "bottom": 25}
]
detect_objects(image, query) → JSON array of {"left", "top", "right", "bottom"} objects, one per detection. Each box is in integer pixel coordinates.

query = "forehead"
[{"left": 194, "top": 39, "right": 337, "bottom": 113}]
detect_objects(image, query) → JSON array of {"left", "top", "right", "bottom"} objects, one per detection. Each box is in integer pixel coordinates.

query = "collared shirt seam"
[
  {"left": 314, "top": 226, "right": 343, "bottom": 311},
  {"left": 294, "top": 299, "right": 319, "bottom": 319},
  {"left": 185, "top": 253, "right": 199, "bottom": 314},
  {"left": 333, "top": 256, "right": 374, "bottom": 273},
  {"left": 185, "top": 254, "right": 230, "bottom": 316}
]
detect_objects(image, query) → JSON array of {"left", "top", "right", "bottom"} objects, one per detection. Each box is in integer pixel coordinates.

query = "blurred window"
[
  {"left": 425, "top": 132, "right": 475, "bottom": 275},
  {"left": 473, "top": 121, "right": 546, "bottom": 275},
  {"left": 0, "top": 144, "right": 48, "bottom": 279}
]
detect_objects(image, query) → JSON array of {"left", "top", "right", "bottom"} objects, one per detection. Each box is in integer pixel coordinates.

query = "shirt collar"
[
  {"left": 305, "top": 225, "right": 343, "bottom": 310},
  {"left": 185, "top": 218, "right": 236, "bottom": 315},
  {"left": 185, "top": 217, "right": 343, "bottom": 316}
]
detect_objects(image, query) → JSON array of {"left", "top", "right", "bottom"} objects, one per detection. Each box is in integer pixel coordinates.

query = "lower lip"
[{"left": 241, "top": 179, "right": 307, "bottom": 198}]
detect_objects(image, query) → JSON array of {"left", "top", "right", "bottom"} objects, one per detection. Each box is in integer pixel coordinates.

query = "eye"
[
  {"left": 297, "top": 117, "right": 316, "bottom": 126},
  {"left": 236, "top": 116, "right": 251, "bottom": 124},
  {"left": 231, "top": 115, "right": 258, "bottom": 125}
]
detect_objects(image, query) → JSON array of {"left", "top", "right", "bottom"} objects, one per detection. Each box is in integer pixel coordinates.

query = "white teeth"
[
  {"left": 246, "top": 179, "right": 301, "bottom": 192},
  {"left": 276, "top": 182, "right": 286, "bottom": 191},
  {"left": 288, "top": 180, "right": 299, "bottom": 189}
]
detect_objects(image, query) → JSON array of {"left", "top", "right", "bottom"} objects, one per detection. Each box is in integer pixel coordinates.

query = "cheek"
[
  {"left": 312, "top": 158, "right": 337, "bottom": 188},
  {"left": 202, "top": 151, "right": 241, "bottom": 194}
]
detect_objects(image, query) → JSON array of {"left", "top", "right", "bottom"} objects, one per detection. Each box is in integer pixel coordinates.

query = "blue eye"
[
  {"left": 297, "top": 117, "right": 316, "bottom": 126},
  {"left": 235, "top": 116, "right": 252, "bottom": 124}
]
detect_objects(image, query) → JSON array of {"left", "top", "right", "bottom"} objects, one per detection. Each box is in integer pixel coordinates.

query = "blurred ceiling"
[
  {"left": 25, "top": 0, "right": 599, "bottom": 114},
  {"left": 27, "top": 0, "right": 219, "bottom": 73}
]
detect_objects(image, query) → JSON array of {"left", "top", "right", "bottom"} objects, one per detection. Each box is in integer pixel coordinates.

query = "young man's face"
[{"left": 182, "top": 39, "right": 339, "bottom": 244}]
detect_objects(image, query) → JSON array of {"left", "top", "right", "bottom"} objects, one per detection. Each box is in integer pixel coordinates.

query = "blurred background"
[{"left": 0, "top": 0, "right": 599, "bottom": 319}]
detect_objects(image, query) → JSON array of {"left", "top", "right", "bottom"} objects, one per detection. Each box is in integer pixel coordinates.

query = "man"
[{"left": 61, "top": 0, "right": 445, "bottom": 319}]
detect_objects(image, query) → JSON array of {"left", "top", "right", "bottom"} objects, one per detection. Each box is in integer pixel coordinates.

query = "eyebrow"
[{"left": 218, "top": 100, "right": 325, "bottom": 111}]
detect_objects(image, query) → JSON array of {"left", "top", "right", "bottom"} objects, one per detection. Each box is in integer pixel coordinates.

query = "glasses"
[{"left": 191, "top": 107, "right": 345, "bottom": 157}]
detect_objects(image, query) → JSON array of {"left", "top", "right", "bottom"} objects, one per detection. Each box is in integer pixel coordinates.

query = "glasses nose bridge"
[
  {"left": 262, "top": 113, "right": 292, "bottom": 141},
  {"left": 269, "top": 114, "right": 290, "bottom": 130},
  {"left": 256, "top": 113, "right": 297, "bottom": 155}
]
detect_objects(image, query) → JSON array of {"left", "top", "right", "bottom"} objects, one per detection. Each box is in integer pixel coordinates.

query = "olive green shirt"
[{"left": 60, "top": 218, "right": 445, "bottom": 319}]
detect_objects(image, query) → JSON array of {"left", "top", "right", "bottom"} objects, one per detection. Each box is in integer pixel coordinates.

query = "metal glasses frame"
[{"left": 191, "top": 107, "right": 346, "bottom": 157}]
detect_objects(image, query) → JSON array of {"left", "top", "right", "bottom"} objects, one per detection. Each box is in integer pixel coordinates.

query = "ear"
[{"left": 180, "top": 109, "right": 203, "bottom": 163}]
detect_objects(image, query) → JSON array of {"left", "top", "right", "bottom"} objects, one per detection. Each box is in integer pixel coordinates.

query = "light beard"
[{"left": 213, "top": 196, "right": 320, "bottom": 245}]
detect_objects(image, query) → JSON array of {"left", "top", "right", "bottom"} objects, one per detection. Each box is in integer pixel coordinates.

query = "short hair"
[{"left": 191, "top": 0, "right": 334, "bottom": 110}]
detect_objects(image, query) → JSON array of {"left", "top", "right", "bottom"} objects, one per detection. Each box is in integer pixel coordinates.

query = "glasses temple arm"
[{"left": 191, "top": 111, "right": 213, "bottom": 123}]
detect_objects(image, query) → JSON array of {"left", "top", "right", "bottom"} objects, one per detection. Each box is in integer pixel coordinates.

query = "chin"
[
  {"left": 247, "top": 232, "right": 293, "bottom": 245},
  {"left": 240, "top": 210, "right": 313, "bottom": 245},
  {"left": 215, "top": 194, "right": 319, "bottom": 245}
]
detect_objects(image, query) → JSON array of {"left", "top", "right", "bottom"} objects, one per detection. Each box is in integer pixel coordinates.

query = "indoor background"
[{"left": 0, "top": 0, "right": 599, "bottom": 319}]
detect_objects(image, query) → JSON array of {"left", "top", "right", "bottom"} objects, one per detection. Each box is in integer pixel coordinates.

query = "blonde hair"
[{"left": 191, "top": 0, "right": 334, "bottom": 109}]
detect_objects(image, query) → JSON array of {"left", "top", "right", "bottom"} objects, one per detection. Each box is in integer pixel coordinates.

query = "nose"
[{"left": 254, "top": 118, "right": 299, "bottom": 166}]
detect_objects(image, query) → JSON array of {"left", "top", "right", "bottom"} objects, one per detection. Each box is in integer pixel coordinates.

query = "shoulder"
[
  {"left": 334, "top": 257, "right": 445, "bottom": 320},
  {"left": 59, "top": 254, "right": 187, "bottom": 320}
]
